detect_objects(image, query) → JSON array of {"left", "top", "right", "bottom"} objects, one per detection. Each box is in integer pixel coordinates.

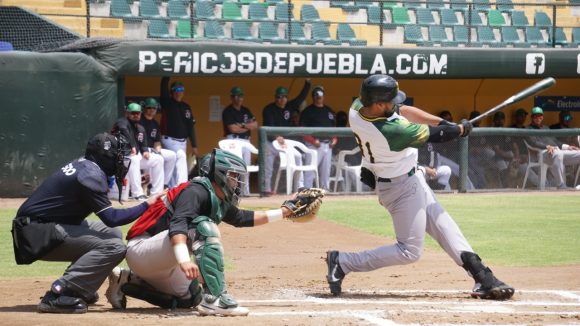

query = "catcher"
[{"left": 105, "top": 148, "right": 324, "bottom": 316}]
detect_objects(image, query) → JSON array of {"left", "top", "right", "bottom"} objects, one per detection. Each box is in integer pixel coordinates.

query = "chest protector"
[{"left": 126, "top": 177, "right": 226, "bottom": 240}]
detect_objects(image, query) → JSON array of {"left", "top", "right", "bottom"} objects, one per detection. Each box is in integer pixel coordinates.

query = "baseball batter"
[{"left": 325, "top": 75, "right": 514, "bottom": 301}]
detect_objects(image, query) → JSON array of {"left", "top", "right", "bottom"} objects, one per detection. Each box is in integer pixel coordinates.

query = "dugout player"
[
  {"left": 12, "top": 132, "right": 163, "bottom": 314},
  {"left": 160, "top": 77, "right": 196, "bottom": 187},
  {"left": 140, "top": 97, "right": 178, "bottom": 190},
  {"left": 261, "top": 79, "right": 311, "bottom": 195},
  {"left": 325, "top": 75, "right": 515, "bottom": 301},
  {"left": 299, "top": 85, "right": 337, "bottom": 190},
  {"left": 222, "top": 86, "right": 258, "bottom": 196},
  {"left": 104, "top": 149, "right": 295, "bottom": 316}
]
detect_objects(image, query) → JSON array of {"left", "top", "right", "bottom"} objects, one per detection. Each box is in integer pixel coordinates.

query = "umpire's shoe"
[
  {"left": 326, "top": 250, "right": 345, "bottom": 296},
  {"left": 38, "top": 291, "right": 88, "bottom": 314},
  {"left": 105, "top": 266, "right": 130, "bottom": 309}
]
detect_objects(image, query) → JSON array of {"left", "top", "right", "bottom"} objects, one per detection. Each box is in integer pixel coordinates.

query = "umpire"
[{"left": 11, "top": 132, "right": 163, "bottom": 314}]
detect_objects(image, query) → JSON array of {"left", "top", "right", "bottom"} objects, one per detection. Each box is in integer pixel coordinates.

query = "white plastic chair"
[
  {"left": 330, "top": 147, "right": 362, "bottom": 192},
  {"left": 272, "top": 139, "right": 319, "bottom": 195},
  {"left": 522, "top": 139, "right": 550, "bottom": 190},
  {"left": 218, "top": 139, "right": 259, "bottom": 193}
]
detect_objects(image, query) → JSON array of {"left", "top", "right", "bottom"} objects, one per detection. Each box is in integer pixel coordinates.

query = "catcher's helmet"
[
  {"left": 200, "top": 149, "right": 247, "bottom": 207},
  {"left": 360, "top": 74, "right": 406, "bottom": 107}
]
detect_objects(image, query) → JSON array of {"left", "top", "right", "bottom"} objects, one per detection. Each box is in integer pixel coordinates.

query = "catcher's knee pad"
[{"left": 193, "top": 221, "right": 225, "bottom": 297}]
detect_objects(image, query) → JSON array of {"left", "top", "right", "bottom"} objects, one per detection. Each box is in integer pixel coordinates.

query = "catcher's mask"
[
  {"left": 200, "top": 149, "right": 247, "bottom": 207},
  {"left": 85, "top": 132, "right": 131, "bottom": 203}
]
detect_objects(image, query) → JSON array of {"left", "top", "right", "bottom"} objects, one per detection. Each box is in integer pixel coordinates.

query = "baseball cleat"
[
  {"left": 38, "top": 291, "right": 88, "bottom": 314},
  {"left": 326, "top": 250, "right": 345, "bottom": 296},
  {"left": 105, "top": 266, "right": 130, "bottom": 309},
  {"left": 197, "top": 293, "right": 249, "bottom": 317},
  {"left": 471, "top": 281, "right": 515, "bottom": 300}
]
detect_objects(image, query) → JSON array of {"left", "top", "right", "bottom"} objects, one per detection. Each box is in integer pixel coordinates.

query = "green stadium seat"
[
  {"left": 248, "top": 3, "right": 269, "bottom": 21},
  {"left": 404, "top": 24, "right": 424, "bottom": 43},
  {"left": 286, "top": 22, "right": 316, "bottom": 44},
  {"left": 367, "top": 5, "right": 386, "bottom": 24},
  {"left": 275, "top": 3, "right": 295, "bottom": 22},
  {"left": 487, "top": 9, "right": 506, "bottom": 27},
  {"left": 572, "top": 27, "right": 580, "bottom": 47},
  {"left": 463, "top": 10, "right": 484, "bottom": 26},
  {"left": 450, "top": 0, "right": 468, "bottom": 10},
  {"left": 176, "top": 20, "right": 196, "bottom": 38},
  {"left": 476, "top": 26, "right": 497, "bottom": 43},
  {"left": 259, "top": 21, "right": 288, "bottom": 43},
  {"left": 427, "top": 0, "right": 445, "bottom": 9},
  {"left": 525, "top": 26, "right": 546, "bottom": 45},
  {"left": 496, "top": 0, "right": 513, "bottom": 12},
  {"left": 311, "top": 22, "right": 342, "bottom": 45},
  {"left": 110, "top": 0, "right": 133, "bottom": 18},
  {"left": 439, "top": 8, "right": 460, "bottom": 25},
  {"left": 473, "top": 0, "right": 491, "bottom": 12},
  {"left": 204, "top": 20, "right": 226, "bottom": 39},
  {"left": 534, "top": 11, "right": 552, "bottom": 28},
  {"left": 168, "top": 0, "right": 189, "bottom": 19},
  {"left": 336, "top": 23, "right": 368, "bottom": 46},
  {"left": 195, "top": 1, "right": 215, "bottom": 19},
  {"left": 501, "top": 26, "right": 521, "bottom": 44},
  {"left": 301, "top": 4, "right": 322, "bottom": 22},
  {"left": 232, "top": 22, "right": 262, "bottom": 42},
  {"left": 510, "top": 10, "right": 529, "bottom": 27},
  {"left": 392, "top": 6, "right": 411, "bottom": 24},
  {"left": 429, "top": 25, "right": 449, "bottom": 42},
  {"left": 148, "top": 20, "right": 170, "bottom": 38},
  {"left": 239, "top": 0, "right": 259, "bottom": 4},
  {"left": 382, "top": 1, "right": 399, "bottom": 9},
  {"left": 548, "top": 27, "right": 568, "bottom": 47},
  {"left": 140, "top": 0, "right": 162, "bottom": 19},
  {"left": 415, "top": 8, "right": 435, "bottom": 25},
  {"left": 222, "top": 2, "right": 243, "bottom": 20}
]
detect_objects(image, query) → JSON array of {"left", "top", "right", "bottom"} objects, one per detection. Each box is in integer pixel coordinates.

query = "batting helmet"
[
  {"left": 360, "top": 75, "right": 406, "bottom": 107},
  {"left": 200, "top": 149, "right": 247, "bottom": 207}
]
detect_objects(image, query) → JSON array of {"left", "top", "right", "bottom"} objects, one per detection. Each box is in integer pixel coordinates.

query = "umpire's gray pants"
[{"left": 42, "top": 220, "right": 126, "bottom": 300}]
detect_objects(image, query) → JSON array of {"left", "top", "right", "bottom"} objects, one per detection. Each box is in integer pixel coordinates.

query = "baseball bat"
[{"left": 469, "top": 77, "right": 556, "bottom": 124}]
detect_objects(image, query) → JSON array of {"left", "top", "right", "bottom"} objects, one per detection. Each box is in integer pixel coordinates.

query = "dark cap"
[
  {"left": 531, "top": 107, "right": 544, "bottom": 116},
  {"left": 493, "top": 111, "right": 505, "bottom": 120},
  {"left": 312, "top": 85, "right": 325, "bottom": 97},
  {"left": 469, "top": 111, "right": 481, "bottom": 120},
  {"left": 171, "top": 81, "right": 185, "bottom": 91},
  {"left": 275, "top": 86, "right": 289, "bottom": 96},
  {"left": 515, "top": 108, "right": 528, "bottom": 117},
  {"left": 142, "top": 97, "right": 159, "bottom": 108},
  {"left": 86, "top": 133, "right": 117, "bottom": 157},
  {"left": 230, "top": 86, "right": 244, "bottom": 96}
]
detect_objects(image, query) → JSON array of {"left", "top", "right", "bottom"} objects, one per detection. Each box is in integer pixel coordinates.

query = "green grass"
[
  {"left": 1, "top": 193, "right": 579, "bottom": 279},
  {"left": 316, "top": 193, "right": 580, "bottom": 267}
]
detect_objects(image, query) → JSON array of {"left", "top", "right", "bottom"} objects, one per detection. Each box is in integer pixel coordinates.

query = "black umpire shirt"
[{"left": 159, "top": 77, "right": 197, "bottom": 147}]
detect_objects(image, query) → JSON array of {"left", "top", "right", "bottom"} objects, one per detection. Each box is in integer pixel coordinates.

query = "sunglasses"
[
  {"left": 172, "top": 87, "right": 185, "bottom": 92},
  {"left": 276, "top": 95, "right": 287, "bottom": 99},
  {"left": 129, "top": 111, "right": 141, "bottom": 115}
]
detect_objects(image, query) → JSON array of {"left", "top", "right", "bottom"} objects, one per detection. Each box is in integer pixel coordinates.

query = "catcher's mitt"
[{"left": 281, "top": 188, "right": 325, "bottom": 223}]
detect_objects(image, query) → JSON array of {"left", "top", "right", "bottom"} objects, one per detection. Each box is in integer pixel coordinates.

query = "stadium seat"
[
  {"left": 496, "top": 0, "right": 514, "bottom": 12},
  {"left": 487, "top": 9, "right": 506, "bottom": 27},
  {"left": 453, "top": 25, "right": 469, "bottom": 43},
  {"left": 204, "top": 20, "right": 226, "bottom": 39},
  {"left": 167, "top": 0, "right": 189, "bottom": 19},
  {"left": 367, "top": 5, "right": 386, "bottom": 24},
  {"left": 427, "top": 0, "right": 446, "bottom": 9},
  {"left": 476, "top": 26, "right": 497, "bottom": 43},
  {"left": 415, "top": 8, "right": 436, "bottom": 25},
  {"left": 232, "top": 22, "right": 262, "bottom": 42},
  {"left": 450, "top": 0, "right": 468, "bottom": 10},
  {"left": 429, "top": 25, "right": 449, "bottom": 43},
  {"left": 311, "top": 22, "right": 342, "bottom": 45},
  {"left": 337, "top": 23, "right": 368, "bottom": 46},
  {"left": 0, "top": 41, "right": 14, "bottom": 51},
  {"left": 463, "top": 10, "right": 484, "bottom": 26},
  {"left": 392, "top": 7, "right": 411, "bottom": 24},
  {"left": 301, "top": 4, "right": 322, "bottom": 22},
  {"left": 195, "top": 1, "right": 215, "bottom": 19},
  {"left": 572, "top": 27, "right": 580, "bottom": 47},
  {"left": 510, "top": 10, "right": 529, "bottom": 27},
  {"left": 239, "top": 0, "right": 259, "bottom": 4},
  {"left": 356, "top": 1, "right": 377, "bottom": 9},
  {"left": 176, "top": 20, "right": 196, "bottom": 38},
  {"left": 148, "top": 20, "right": 170, "bottom": 38},
  {"left": 265, "top": 0, "right": 283, "bottom": 5},
  {"left": 330, "top": 0, "right": 358, "bottom": 11},
  {"left": 548, "top": 27, "right": 568, "bottom": 47},
  {"left": 275, "top": 3, "right": 294, "bottom": 22},
  {"left": 473, "top": 0, "right": 491, "bottom": 12},
  {"left": 222, "top": 2, "right": 243, "bottom": 20},
  {"left": 439, "top": 8, "right": 460, "bottom": 25},
  {"left": 501, "top": 26, "right": 521, "bottom": 44},
  {"left": 382, "top": 1, "right": 399, "bottom": 10},
  {"left": 110, "top": 0, "right": 133, "bottom": 18},
  {"left": 259, "top": 22, "right": 287, "bottom": 43},
  {"left": 286, "top": 22, "right": 316, "bottom": 44},
  {"left": 248, "top": 3, "right": 269, "bottom": 21},
  {"left": 140, "top": 0, "right": 162, "bottom": 19},
  {"left": 534, "top": 11, "right": 552, "bottom": 28},
  {"left": 404, "top": 24, "right": 424, "bottom": 43},
  {"left": 525, "top": 26, "right": 547, "bottom": 46}
]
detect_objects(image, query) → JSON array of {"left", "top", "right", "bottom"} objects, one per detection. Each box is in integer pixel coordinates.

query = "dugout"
[{"left": 0, "top": 39, "right": 579, "bottom": 196}]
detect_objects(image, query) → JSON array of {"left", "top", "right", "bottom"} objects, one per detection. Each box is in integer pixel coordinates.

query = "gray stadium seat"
[
  {"left": 110, "top": 0, "right": 133, "bottom": 18},
  {"left": 525, "top": 26, "right": 547, "bottom": 46},
  {"left": 415, "top": 8, "right": 436, "bottom": 25},
  {"left": 168, "top": 0, "right": 189, "bottom": 19},
  {"left": 463, "top": 10, "right": 483, "bottom": 26},
  {"left": 301, "top": 4, "right": 322, "bottom": 22},
  {"left": 572, "top": 27, "right": 580, "bottom": 47},
  {"left": 510, "top": 10, "right": 529, "bottom": 27},
  {"left": 473, "top": 0, "right": 491, "bottom": 12},
  {"left": 249, "top": 3, "right": 270, "bottom": 21},
  {"left": 450, "top": 0, "right": 469, "bottom": 10},
  {"left": 286, "top": 22, "right": 316, "bottom": 44},
  {"left": 336, "top": 23, "right": 368, "bottom": 46},
  {"left": 311, "top": 22, "right": 342, "bottom": 45},
  {"left": 275, "top": 3, "right": 295, "bottom": 22},
  {"left": 140, "top": 0, "right": 162, "bottom": 19},
  {"left": 496, "top": 0, "right": 514, "bottom": 12},
  {"left": 232, "top": 22, "right": 262, "bottom": 42},
  {"left": 476, "top": 26, "right": 497, "bottom": 43},
  {"left": 438, "top": 8, "right": 460, "bottom": 25},
  {"left": 404, "top": 24, "right": 424, "bottom": 43},
  {"left": 534, "top": 11, "right": 552, "bottom": 28},
  {"left": 148, "top": 20, "right": 170, "bottom": 38},
  {"left": 259, "top": 21, "right": 288, "bottom": 43},
  {"left": 548, "top": 27, "right": 568, "bottom": 47},
  {"left": 501, "top": 26, "right": 521, "bottom": 45},
  {"left": 429, "top": 25, "right": 449, "bottom": 43},
  {"left": 204, "top": 20, "right": 226, "bottom": 39},
  {"left": 195, "top": 1, "right": 215, "bottom": 19}
]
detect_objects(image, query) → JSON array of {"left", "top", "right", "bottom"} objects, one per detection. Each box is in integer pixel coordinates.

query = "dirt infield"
[{"left": 1, "top": 195, "right": 579, "bottom": 325}]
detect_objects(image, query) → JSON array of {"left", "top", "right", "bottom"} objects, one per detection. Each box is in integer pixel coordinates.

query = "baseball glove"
[{"left": 281, "top": 188, "right": 325, "bottom": 223}]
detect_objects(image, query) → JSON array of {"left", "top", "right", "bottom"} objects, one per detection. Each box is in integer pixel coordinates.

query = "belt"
[
  {"left": 227, "top": 134, "right": 249, "bottom": 140},
  {"left": 377, "top": 167, "right": 416, "bottom": 183},
  {"left": 163, "top": 136, "right": 185, "bottom": 142}
]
